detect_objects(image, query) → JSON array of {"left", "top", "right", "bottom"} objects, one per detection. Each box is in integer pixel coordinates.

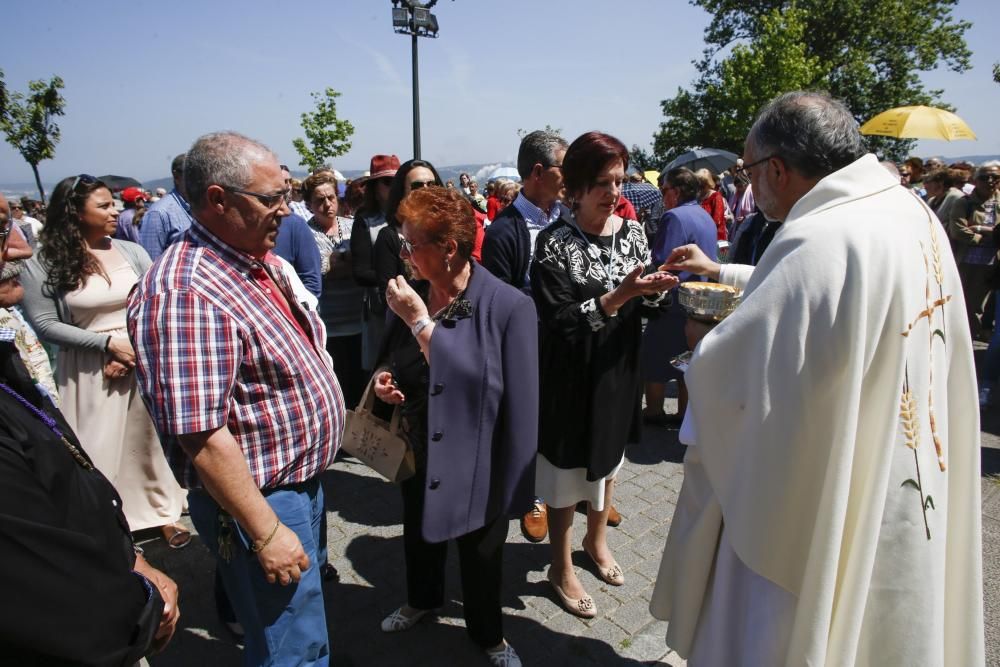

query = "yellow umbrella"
[
  {"left": 860, "top": 105, "right": 977, "bottom": 141},
  {"left": 643, "top": 170, "right": 660, "bottom": 187}
]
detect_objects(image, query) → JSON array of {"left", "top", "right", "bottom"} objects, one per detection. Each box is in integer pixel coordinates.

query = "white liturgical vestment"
[{"left": 650, "top": 154, "right": 984, "bottom": 666}]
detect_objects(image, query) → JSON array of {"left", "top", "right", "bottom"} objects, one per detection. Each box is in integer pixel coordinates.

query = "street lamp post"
[{"left": 391, "top": 1, "right": 442, "bottom": 159}]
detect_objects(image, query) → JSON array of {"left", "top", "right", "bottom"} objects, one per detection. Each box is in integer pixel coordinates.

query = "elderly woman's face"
[
  {"left": 399, "top": 220, "right": 445, "bottom": 283},
  {"left": 576, "top": 159, "right": 625, "bottom": 220},
  {"left": 308, "top": 182, "right": 339, "bottom": 223}
]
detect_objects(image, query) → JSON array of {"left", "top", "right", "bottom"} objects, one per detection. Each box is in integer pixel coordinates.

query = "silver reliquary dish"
[{"left": 677, "top": 281, "right": 742, "bottom": 321}]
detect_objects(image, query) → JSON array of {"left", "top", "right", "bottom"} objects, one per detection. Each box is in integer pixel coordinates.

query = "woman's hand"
[
  {"left": 384, "top": 276, "right": 428, "bottom": 327},
  {"left": 659, "top": 244, "right": 722, "bottom": 281},
  {"left": 106, "top": 336, "right": 136, "bottom": 367},
  {"left": 133, "top": 555, "right": 180, "bottom": 653},
  {"left": 600, "top": 266, "right": 678, "bottom": 316},
  {"left": 103, "top": 359, "right": 131, "bottom": 380},
  {"left": 373, "top": 371, "right": 405, "bottom": 404}
]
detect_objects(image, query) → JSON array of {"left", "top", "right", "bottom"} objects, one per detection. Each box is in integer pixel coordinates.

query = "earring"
[{"left": 445, "top": 259, "right": 451, "bottom": 272}]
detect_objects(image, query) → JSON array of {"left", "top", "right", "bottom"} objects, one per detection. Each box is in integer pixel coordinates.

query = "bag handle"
[{"left": 356, "top": 368, "right": 403, "bottom": 435}]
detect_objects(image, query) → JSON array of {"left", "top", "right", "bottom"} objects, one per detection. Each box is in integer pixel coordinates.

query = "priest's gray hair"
[
  {"left": 517, "top": 130, "right": 569, "bottom": 180},
  {"left": 977, "top": 161, "right": 1000, "bottom": 177},
  {"left": 747, "top": 92, "right": 866, "bottom": 180},
  {"left": 184, "top": 131, "right": 278, "bottom": 208}
]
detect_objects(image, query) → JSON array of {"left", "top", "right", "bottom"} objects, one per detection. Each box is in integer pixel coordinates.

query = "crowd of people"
[{"left": 0, "top": 89, "right": 987, "bottom": 666}]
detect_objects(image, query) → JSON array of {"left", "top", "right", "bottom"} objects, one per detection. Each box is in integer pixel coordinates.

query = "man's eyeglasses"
[
  {"left": 977, "top": 173, "right": 1000, "bottom": 183},
  {"left": 224, "top": 186, "right": 291, "bottom": 209},
  {"left": 409, "top": 180, "right": 436, "bottom": 190},
  {"left": 733, "top": 155, "right": 777, "bottom": 179}
]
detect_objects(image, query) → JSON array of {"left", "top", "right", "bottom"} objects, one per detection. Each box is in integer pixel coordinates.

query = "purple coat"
[{"left": 381, "top": 263, "right": 539, "bottom": 542}]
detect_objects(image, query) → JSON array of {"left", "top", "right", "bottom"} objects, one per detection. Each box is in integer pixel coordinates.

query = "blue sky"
[{"left": 1, "top": 0, "right": 997, "bottom": 184}]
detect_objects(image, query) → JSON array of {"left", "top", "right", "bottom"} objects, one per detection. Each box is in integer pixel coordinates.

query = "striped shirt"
[{"left": 127, "top": 220, "right": 345, "bottom": 490}]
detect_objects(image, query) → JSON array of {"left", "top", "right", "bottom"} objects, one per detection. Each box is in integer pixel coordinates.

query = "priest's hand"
[{"left": 660, "top": 244, "right": 722, "bottom": 281}]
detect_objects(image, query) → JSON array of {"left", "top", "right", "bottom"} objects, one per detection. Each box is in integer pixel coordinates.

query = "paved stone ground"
[{"left": 145, "top": 364, "right": 1000, "bottom": 666}]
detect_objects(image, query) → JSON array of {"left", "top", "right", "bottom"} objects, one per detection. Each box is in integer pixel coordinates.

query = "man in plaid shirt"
[{"left": 128, "top": 131, "right": 345, "bottom": 666}]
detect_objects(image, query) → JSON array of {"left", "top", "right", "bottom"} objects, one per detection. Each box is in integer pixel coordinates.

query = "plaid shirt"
[{"left": 127, "top": 220, "right": 345, "bottom": 490}]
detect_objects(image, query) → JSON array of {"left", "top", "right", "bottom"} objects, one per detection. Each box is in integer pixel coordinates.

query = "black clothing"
[
  {"left": 0, "top": 340, "right": 162, "bottom": 666},
  {"left": 731, "top": 211, "right": 781, "bottom": 266},
  {"left": 531, "top": 218, "right": 661, "bottom": 480},
  {"left": 350, "top": 209, "right": 385, "bottom": 288},
  {"left": 482, "top": 201, "right": 572, "bottom": 292},
  {"left": 373, "top": 224, "right": 409, "bottom": 304},
  {"left": 401, "top": 464, "right": 506, "bottom": 649}
]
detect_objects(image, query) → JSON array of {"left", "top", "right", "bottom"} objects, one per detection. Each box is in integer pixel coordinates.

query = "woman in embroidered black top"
[
  {"left": 372, "top": 187, "right": 539, "bottom": 667},
  {"left": 531, "top": 132, "right": 677, "bottom": 618}
]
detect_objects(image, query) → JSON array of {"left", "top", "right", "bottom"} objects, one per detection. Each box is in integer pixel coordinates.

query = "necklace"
[{"left": 0, "top": 382, "right": 94, "bottom": 471}]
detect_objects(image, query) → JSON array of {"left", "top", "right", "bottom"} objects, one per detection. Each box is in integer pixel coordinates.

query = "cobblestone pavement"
[{"left": 145, "top": 386, "right": 1000, "bottom": 666}]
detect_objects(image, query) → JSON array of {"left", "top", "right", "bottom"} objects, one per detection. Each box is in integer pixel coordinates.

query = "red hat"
[
  {"left": 121, "top": 186, "right": 148, "bottom": 204},
  {"left": 368, "top": 154, "right": 400, "bottom": 180}
]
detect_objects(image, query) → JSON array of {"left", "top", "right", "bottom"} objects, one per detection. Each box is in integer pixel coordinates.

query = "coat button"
[
  {"left": 431, "top": 431, "right": 443, "bottom": 441},
  {"left": 431, "top": 382, "right": 445, "bottom": 395},
  {"left": 429, "top": 478, "right": 441, "bottom": 490}
]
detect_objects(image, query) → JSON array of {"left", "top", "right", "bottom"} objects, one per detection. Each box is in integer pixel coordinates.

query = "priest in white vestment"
[{"left": 649, "top": 92, "right": 984, "bottom": 666}]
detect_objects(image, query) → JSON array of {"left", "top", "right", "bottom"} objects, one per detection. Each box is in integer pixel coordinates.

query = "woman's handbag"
[{"left": 339, "top": 372, "right": 416, "bottom": 483}]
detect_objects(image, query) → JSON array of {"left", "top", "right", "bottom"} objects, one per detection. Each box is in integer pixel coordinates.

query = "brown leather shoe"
[
  {"left": 606, "top": 504, "right": 622, "bottom": 528},
  {"left": 520, "top": 501, "right": 548, "bottom": 542}
]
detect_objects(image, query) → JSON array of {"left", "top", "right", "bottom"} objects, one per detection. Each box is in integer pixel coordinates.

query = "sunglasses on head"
[{"left": 71, "top": 174, "right": 98, "bottom": 191}]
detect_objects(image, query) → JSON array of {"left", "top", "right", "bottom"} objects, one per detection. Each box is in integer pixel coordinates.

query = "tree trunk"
[{"left": 30, "top": 162, "right": 46, "bottom": 204}]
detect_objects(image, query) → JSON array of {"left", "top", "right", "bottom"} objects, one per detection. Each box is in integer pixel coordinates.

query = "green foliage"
[
  {"left": 994, "top": 63, "right": 1000, "bottom": 84},
  {"left": 516, "top": 124, "right": 562, "bottom": 140},
  {"left": 628, "top": 144, "right": 658, "bottom": 172},
  {"left": 0, "top": 73, "right": 66, "bottom": 202},
  {"left": 654, "top": 0, "right": 972, "bottom": 164},
  {"left": 293, "top": 88, "right": 355, "bottom": 173}
]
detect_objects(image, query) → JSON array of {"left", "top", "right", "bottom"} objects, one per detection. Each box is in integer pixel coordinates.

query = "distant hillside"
[{"left": 7, "top": 154, "right": 996, "bottom": 198}]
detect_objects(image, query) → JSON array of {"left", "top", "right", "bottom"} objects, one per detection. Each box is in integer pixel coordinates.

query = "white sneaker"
[
  {"left": 380, "top": 606, "right": 436, "bottom": 632},
  {"left": 486, "top": 640, "right": 522, "bottom": 667}
]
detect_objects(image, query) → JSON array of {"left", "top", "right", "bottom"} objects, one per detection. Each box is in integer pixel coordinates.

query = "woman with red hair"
[
  {"left": 531, "top": 132, "right": 677, "bottom": 618},
  {"left": 372, "top": 186, "right": 539, "bottom": 666}
]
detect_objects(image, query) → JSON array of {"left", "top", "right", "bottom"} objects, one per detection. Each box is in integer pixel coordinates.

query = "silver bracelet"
[{"left": 411, "top": 317, "right": 433, "bottom": 337}]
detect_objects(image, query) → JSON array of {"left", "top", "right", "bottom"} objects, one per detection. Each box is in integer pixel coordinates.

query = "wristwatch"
[{"left": 411, "top": 317, "right": 433, "bottom": 337}]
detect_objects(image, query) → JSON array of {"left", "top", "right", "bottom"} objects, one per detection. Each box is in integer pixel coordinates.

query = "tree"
[
  {"left": 0, "top": 73, "right": 66, "bottom": 203},
  {"left": 653, "top": 0, "right": 971, "bottom": 162},
  {"left": 516, "top": 124, "right": 562, "bottom": 140},
  {"left": 292, "top": 88, "right": 355, "bottom": 173},
  {"left": 994, "top": 63, "right": 999, "bottom": 85},
  {"left": 628, "top": 144, "right": 658, "bottom": 172}
]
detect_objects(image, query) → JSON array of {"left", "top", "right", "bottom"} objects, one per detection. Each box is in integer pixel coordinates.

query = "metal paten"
[{"left": 677, "top": 281, "right": 742, "bottom": 322}]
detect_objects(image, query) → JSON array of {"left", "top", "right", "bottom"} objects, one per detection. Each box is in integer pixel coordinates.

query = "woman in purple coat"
[{"left": 373, "top": 186, "right": 538, "bottom": 667}]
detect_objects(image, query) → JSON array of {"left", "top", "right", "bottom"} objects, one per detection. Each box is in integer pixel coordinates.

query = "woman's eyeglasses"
[
  {"left": 409, "top": 180, "right": 436, "bottom": 190},
  {"left": 400, "top": 237, "right": 436, "bottom": 254}
]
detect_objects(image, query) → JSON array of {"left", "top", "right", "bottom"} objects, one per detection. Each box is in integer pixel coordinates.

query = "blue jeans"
[{"left": 189, "top": 479, "right": 328, "bottom": 667}]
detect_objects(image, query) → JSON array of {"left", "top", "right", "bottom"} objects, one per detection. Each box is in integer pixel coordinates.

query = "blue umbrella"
[{"left": 663, "top": 148, "right": 740, "bottom": 174}]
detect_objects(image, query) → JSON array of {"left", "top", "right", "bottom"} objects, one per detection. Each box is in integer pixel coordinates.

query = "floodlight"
[{"left": 392, "top": 7, "right": 410, "bottom": 28}]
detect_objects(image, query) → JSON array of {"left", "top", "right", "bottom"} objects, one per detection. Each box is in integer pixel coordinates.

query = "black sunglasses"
[
  {"left": 224, "top": 186, "right": 291, "bottom": 209},
  {"left": 71, "top": 173, "right": 98, "bottom": 191},
  {"left": 409, "top": 180, "right": 436, "bottom": 190},
  {"left": 733, "top": 155, "right": 777, "bottom": 179}
]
